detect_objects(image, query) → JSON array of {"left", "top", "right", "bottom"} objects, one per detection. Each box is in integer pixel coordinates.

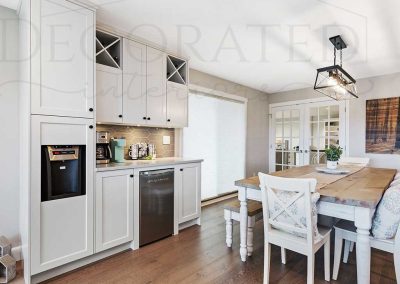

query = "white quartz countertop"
[{"left": 96, "top": 157, "right": 203, "bottom": 172}]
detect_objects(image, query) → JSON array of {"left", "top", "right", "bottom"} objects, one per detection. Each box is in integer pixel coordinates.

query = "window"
[{"left": 183, "top": 91, "right": 246, "bottom": 200}]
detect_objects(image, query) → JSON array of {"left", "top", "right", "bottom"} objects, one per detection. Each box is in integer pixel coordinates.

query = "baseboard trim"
[
  {"left": 11, "top": 245, "right": 21, "bottom": 261},
  {"left": 202, "top": 192, "right": 238, "bottom": 207},
  {"left": 31, "top": 243, "right": 131, "bottom": 284}
]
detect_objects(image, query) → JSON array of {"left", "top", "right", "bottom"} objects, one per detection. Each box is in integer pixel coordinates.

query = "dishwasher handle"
[{"left": 140, "top": 169, "right": 174, "bottom": 176}]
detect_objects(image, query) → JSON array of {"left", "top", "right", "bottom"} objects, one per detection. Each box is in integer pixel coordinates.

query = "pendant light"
[{"left": 314, "top": 35, "right": 358, "bottom": 100}]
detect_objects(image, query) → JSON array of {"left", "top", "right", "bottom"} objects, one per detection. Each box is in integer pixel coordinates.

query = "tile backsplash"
[{"left": 96, "top": 124, "right": 175, "bottom": 159}]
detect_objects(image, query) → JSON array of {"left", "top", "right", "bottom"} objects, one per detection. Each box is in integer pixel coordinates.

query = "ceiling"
[
  {"left": 4, "top": 0, "right": 400, "bottom": 93},
  {"left": 0, "top": 0, "right": 18, "bottom": 10}
]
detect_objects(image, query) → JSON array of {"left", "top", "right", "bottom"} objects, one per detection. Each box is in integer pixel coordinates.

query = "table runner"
[{"left": 298, "top": 166, "right": 364, "bottom": 190}]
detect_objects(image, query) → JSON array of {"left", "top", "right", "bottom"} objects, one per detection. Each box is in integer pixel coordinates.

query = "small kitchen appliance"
[
  {"left": 111, "top": 138, "right": 126, "bottom": 163},
  {"left": 96, "top": 131, "right": 112, "bottom": 164},
  {"left": 128, "top": 143, "right": 156, "bottom": 160}
]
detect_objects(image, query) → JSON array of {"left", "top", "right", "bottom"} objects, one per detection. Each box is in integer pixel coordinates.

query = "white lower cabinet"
[
  {"left": 95, "top": 170, "right": 134, "bottom": 252},
  {"left": 176, "top": 163, "right": 201, "bottom": 224}
]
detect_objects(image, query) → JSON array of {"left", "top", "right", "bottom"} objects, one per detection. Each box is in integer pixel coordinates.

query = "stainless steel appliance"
[
  {"left": 139, "top": 169, "right": 174, "bottom": 246},
  {"left": 96, "top": 131, "right": 112, "bottom": 164},
  {"left": 41, "top": 145, "right": 86, "bottom": 201}
]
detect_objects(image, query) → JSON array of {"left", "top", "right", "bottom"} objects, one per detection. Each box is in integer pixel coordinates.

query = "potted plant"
[{"left": 325, "top": 145, "right": 343, "bottom": 170}]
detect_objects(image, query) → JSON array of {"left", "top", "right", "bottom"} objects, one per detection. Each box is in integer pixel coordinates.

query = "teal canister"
[{"left": 111, "top": 138, "right": 126, "bottom": 163}]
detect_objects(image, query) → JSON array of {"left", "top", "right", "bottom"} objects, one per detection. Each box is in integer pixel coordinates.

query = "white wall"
[
  {"left": 268, "top": 72, "right": 400, "bottom": 169},
  {"left": 0, "top": 6, "right": 20, "bottom": 247}
]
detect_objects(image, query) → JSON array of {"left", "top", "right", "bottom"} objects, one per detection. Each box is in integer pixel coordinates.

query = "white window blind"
[{"left": 183, "top": 91, "right": 246, "bottom": 200}]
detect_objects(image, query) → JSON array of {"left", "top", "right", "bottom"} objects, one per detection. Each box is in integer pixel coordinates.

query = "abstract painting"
[{"left": 366, "top": 97, "right": 400, "bottom": 154}]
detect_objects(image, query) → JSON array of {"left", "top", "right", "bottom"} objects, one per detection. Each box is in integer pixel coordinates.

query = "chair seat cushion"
[
  {"left": 224, "top": 200, "right": 262, "bottom": 216},
  {"left": 372, "top": 185, "right": 400, "bottom": 239}
]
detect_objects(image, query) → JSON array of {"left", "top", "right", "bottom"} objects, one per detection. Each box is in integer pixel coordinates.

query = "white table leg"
[
  {"left": 238, "top": 187, "right": 248, "bottom": 262},
  {"left": 354, "top": 207, "right": 374, "bottom": 284}
]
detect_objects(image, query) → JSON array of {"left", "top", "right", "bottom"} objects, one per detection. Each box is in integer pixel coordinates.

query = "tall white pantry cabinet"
[{"left": 19, "top": 0, "right": 96, "bottom": 282}]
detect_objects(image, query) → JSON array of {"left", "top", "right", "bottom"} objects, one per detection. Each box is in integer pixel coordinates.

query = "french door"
[{"left": 269, "top": 100, "right": 346, "bottom": 172}]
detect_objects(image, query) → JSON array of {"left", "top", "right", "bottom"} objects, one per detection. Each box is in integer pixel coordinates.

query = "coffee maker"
[{"left": 96, "top": 131, "right": 112, "bottom": 164}]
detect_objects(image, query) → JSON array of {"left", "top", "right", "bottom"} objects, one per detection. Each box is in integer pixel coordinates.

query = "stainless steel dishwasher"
[{"left": 139, "top": 169, "right": 174, "bottom": 246}]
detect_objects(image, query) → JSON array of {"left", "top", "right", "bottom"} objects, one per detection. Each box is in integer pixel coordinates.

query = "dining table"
[{"left": 235, "top": 165, "right": 396, "bottom": 284}]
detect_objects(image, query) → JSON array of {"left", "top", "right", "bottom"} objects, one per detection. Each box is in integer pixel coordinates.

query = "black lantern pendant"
[{"left": 314, "top": 35, "right": 358, "bottom": 100}]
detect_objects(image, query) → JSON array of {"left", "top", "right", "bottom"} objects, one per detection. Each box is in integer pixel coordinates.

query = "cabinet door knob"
[
  {"left": 147, "top": 117, "right": 151, "bottom": 120},
  {"left": 89, "top": 125, "right": 93, "bottom": 129},
  {"left": 89, "top": 108, "right": 93, "bottom": 112},
  {"left": 130, "top": 174, "right": 134, "bottom": 178},
  {"left": 119, "top": 114, "right": 123, "bottom": 118},
  {"left": 180, "top": 169, "right": 183, "bottom": 171},
  {"left": 167, "top": 119, "right": 171, "bottom": 122},
  {"left": 143, "top": 117, "right": 147, "bottom": 120}
]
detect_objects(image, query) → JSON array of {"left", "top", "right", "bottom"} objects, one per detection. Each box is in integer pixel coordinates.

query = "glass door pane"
[
  {"left": 305, "top": 102, "right": 343, "bottom": 165},
  {"left": 270, "top": 106, "right": 304, "bottom": 172}
]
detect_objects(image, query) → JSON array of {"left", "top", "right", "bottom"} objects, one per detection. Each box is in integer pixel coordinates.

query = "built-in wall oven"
[{"left": 139, "top": 169, "right": 174, "bottom": 246}]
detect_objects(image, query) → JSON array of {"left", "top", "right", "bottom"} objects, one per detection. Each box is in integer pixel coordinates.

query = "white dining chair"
[
  {"left": 332, "top": 219, "right": 400, "bottom": 281},
  {"left": 258, "top": 173, "right": 331, "bottom": 284},
  {"left": 338, "top": 156, "right": 370, "bottom": 167}
]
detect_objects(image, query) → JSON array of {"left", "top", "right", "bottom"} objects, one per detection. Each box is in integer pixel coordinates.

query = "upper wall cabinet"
[
  {"left": 122, "top": 39, "right": 147, "bottom": 125},
  {"left": 95, "top": 30, "right": 189, "bottom": 128},
  {"left": 31, "top": 0, "right": 95, "bottom": 118},
  {"left": 167, "top": 82, "right": 188, "bottom": 127},
  {"left": 96, "top": 30, "right": 123, "bottom": 124},
  {"left": 146, "top": 47, "right": 167, "bottom": 126},
  {"left": 96, "top": 64, "right": 123, "bottom": 124}
]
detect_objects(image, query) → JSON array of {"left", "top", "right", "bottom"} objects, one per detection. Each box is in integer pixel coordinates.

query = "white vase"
[{"left": 327, "top": 160, "right": 338, "bottom": 170}]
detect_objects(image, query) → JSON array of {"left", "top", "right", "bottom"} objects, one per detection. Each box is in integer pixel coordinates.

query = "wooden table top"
[{"left": 235, "top": 165, "right": 397, "bottom": 208}]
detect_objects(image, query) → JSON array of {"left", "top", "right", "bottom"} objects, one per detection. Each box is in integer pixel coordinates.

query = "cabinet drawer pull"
[
  {"left": 118, "top": 114, "right": 123, "bottom": 118},
  {"left": 130, "top": 174, "right": 134, "bottom": 178},
  {"left": 89, "top": 125, "right": 93, "bottom": 129},
  {"left": 167, "top": 119, "right": 171, "bottom": 122},
  {"left": 180, "top": 169, "right": 183, "bottom": 171},
  {"left": 89, "top": 108, "right": 93, "bottom": 112},
  {"left": 147, "top": 117, "right": 151, "bottom": 120},
  {"left": 143, "top": 117, "right": 147, "bottom": 120}
]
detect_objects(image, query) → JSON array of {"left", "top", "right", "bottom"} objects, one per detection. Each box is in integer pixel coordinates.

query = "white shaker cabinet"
[
  {"left": 96, "top": 64, "right": 123, "bottom": 123},
  {"left": 176, "top": 163, "right": 201, "bottom": 224},
  {"left": 30, "top": 116, "right": 95, "bottom": 274},
  {"left": 122, "top": 39, "right": 147, "bottom": 124},
  {"left": 166, "top": 81, "right": 188, "bottom": 128},
  {"left": 95, "top": 170, "right": 134, "bottom": 252},
  {"left": 146, "top": 47, "right": 167, "bottom": 126},
  {"left": 31, "top": 0, "right": 95, "bottom": 118}
]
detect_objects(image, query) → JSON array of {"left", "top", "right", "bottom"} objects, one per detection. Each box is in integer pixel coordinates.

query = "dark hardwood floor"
[{"left": 47, "top": 199, "right": 397, "bottom": 284}]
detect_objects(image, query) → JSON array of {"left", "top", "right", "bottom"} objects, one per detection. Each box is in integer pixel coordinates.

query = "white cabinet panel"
[
  {"left": 31, "top": 115, "right": 94, "bottom": 274},
  {"left": 96, "top": 64, "right": 123, "bottom": 123},
  {"left": 95, "top": 170, "right": 134, "bottom": 252},
  {"left": 167, "top": 81, "right": 188, "bottom": 128},
  {"left": 31, "top": 0, "right": 95, "bottom": 118},
  {"left": 146, "top": 47, "right": 166, "bottom": 126},
  {"left": 123, "top": 39, "right": 147, "bottom": 124},
  {"left": 177, "top": 163, "right": 201, "bottom": 224}
]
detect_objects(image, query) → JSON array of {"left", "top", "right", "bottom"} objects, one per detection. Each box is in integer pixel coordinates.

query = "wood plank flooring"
[{"left": 46, "top": 199, "right": 397, "bottom": 283}]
